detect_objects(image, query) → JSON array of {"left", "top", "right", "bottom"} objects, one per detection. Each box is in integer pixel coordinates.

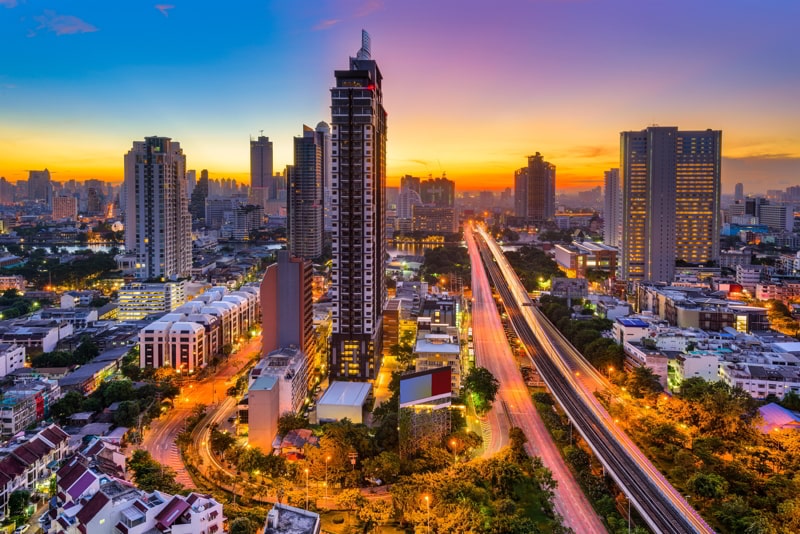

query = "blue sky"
[{"left": 1, "top": 0, "right": 799, "bottom": 192}]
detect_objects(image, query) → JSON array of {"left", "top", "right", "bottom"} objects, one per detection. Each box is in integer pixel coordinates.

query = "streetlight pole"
[
  {"left": 304, "top": 468, "right": 309, "bottom": 510},
  {"left": 325, "top": 455, "right": 331, "bottom": 501},
  {"left": 423, "top": 494, "right": 430, "bottom": 534}
]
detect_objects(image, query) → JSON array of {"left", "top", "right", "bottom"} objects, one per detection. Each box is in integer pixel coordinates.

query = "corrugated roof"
[{"left": 318, "top": 381, "right": 372, "bottom": 407}]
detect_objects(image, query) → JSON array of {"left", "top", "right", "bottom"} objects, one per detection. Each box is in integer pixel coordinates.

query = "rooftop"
[{"left": 318, "top": 381, "right": 372, "bottom": 408}]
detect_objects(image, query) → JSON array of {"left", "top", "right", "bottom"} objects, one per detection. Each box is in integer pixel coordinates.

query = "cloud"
[
  {"left": 33, "top": 10, "right": 98, "bottom": 36},
  {"left": 0, "top": 0, "right": 18, "bottom": 8},
  {"left": 313, "top": 19, "right": 340, "bottom": 31},
  {"left": 355, "top": 0, "right": 383, "bottom": 17},
  {"left": 155, "top": 4, "right": 174, "bottom": 17}
]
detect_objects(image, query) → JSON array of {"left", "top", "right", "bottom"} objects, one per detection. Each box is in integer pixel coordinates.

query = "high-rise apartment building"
[
  {"left": 620, "top": 127, "right": 721, "bottom": 283},
  {"left": 28, "top": 169, "right": 52, "bottom": 205},
  {"left": 288, "top": 125, "right": 324, "bottom": 259},
  {"left": 250, "top": 136, "right": 273, "bottom": 210},
  {"left": 189, "top": 169, "right": 209, "bottom": 223},
  {"left": 514, "top": 153, "right": 555, "bottom": 222},
  {"left": 52, "top": 196, "right": 78, "bottom": 221},
  {"left": 260, "top": 251, "right": 314, "bottom": 356},
  {"left": 330, "top": 30, "right": 387, "bottom": 380},
  {"left": 123, "top": 136, "right": 192, "bottom": 280},
  {"left": 316, "top": 122, "right": 334, "bottom": 233},
  {"left": 419, "top": 176, "right": 455, "bottom": 207},
  {"left": 603, "top": 168, "right": 621, "bottom": 248},
  {"left": 734, "top": 182, "right": 744, "bottom": 202}
]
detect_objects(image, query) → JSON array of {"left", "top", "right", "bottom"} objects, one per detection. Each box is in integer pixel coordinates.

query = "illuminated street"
[
  {"left": 465, "top": 225, "right": 606, "bottom": 533},
  {"left": 139, "top": 334, "right": 262, "bottom": 488}
]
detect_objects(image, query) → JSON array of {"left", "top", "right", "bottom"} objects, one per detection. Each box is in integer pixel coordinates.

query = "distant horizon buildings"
[
  {"left": 620, "top": 126, "right": 721, "bottom": 283},
  {"left": 123, "top": 136, "right": 192, "bottom": 280},
  {"left": 514, "top": 152, "right": 556, "bottom": 223},
  {"left": 330, "top": 31, "right": 388, "bottom": 380}
]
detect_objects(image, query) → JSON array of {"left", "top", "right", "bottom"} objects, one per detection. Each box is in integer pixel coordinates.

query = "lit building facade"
[
  {"left": 620, "top": 127, "right": 721, "bottom": 283},
  {"left": 123, "top": 137, "right": 192, "bottom": 280},
  {"left": 603, "top": 168, "right": 621, "bottom": 248},
  {"left": 514, "top": 152, "right": 555, "bottom": 222},
  {"left": 330, "top": 31, "right": 387, "bottom": 380},
  {"left": 52, "top": 196, "right": 78, "bottom": 221}
]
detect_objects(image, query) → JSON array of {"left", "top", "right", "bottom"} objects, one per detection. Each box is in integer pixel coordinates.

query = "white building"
[
  {"left": 0, "top": 320, "right": 74, "bottom": 353},
  {"left": 623, "top": 341, "right": 669, "bottom": 389},
  {"left": 414, "top": 324, "right": 462, "bottom": 395},
  {"left": 250, "top": 346, "right": 311, "bottom": 416},
  {"left": 603, "top": 168, "right": 621, "bottom": 248},
  {"left": 118, "top": 281, "right": 186, "bottom": 321},
  {"left": 736, "top": 265, "right": 763, "bottom": 292},
  {"left": 123, "top": 136, "right": 192, "bottom": 280},
  {"left": 669, "top": 352, "right": 719, "bottom": 391},
  {"left": 317, "top": 381, "right": 372, "bottom": 424},
  {"left": 0, "top": 343, "right": 25, "bottom": 378},
  {"left": 168, "top": 322, "right": 206, "bottom": 374},
  {"left": 719, "top": 362, "right": 800, "bottom": 400}
]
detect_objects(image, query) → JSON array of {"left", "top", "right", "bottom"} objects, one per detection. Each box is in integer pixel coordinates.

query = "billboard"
[{"left": 399, "top": 366, "right": 452, "bottom": 408}]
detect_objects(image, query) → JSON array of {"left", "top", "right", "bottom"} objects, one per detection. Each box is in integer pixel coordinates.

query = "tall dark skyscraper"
[
  {"left": 513, "top": 152, "right": 555, "bottom": 222},
  {"left": 288, "top": 125, "right": 323, "bottom": 259},
  {"left": 620, "top": 126, "right": 721, "bottom": 283},
  {"left": 28, "top": 169, "right": 52, "bottom": 205},
  {"left": 330, "top": 30, "right": 387, "bottom": 380},
  {"left": 190, "top": 169, "right": 209, "bottom": 223},
  {"left": 250, "top": 135, "right": 273, "bottom": 209}
]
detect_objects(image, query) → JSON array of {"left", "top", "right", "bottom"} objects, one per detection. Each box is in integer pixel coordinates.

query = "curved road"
[
  {"left": 465, "top": 226, "right": 606, "bottom": 533},
  {"left": 139, "top": 335, "right": 262, "bottom": 488}
]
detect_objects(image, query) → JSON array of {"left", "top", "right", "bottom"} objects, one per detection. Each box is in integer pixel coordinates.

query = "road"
[
  {"left": 474, "top": 224, "right": 715, "bottom": 534},
  {"left": 465, "top": 226, "right": 607, "bottom": 533},
  {"left": 139, "top": 334, "right": 263, "bottom": 488}
]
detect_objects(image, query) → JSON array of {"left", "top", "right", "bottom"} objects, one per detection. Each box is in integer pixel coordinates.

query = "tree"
[
  {"left": 463, "top": 367, "right": 499, "bottom": 414},
  {"left": 688, "top": 472, "right": 728, "bottom": 500},
  {"left": 277, "top": 413, "right": 307, "bottom": 436},
  {"left": 228, "top": 517, "right": 258, "bottom": 534},
  {"left": 127, "top": 450, "right": 183, "bottom": 493},
  {"left": 8, "top": 490, "right": 30, "bottom": 517},
  {"left": 50, "top": 390, "right": 85, "bottom": 422},
  {"left": 358, "top": 498, "right": 394, "bottom": 532},
  {"left": 114, "top": 400, "right": 141, "bottom": 427},
  {"left": 626, "top": 366, "right": 663, "bottom": 397}
]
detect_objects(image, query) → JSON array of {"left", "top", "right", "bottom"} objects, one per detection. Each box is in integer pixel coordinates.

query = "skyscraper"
[
  {"left": 289, "top": 125, "right": 324, "bottom": 259},
  {"left": 419, "top": 176, "right": 455, "bottom": 207},
  {"left": 620, "top": 127, "right": 721, "bottom": 283},
  {"left": 190, "top": 169, "right": 209, "bottom": 223},
  {"left": 603, "top": 168, "right": 621, "bottom": 248},
  {"left": 28, "top": 169, "right": 52, "bottom": 205},
  {"left": 123, "top": 136, "right": 192, "bottom": 280},
  {"left": 514, "top": 153, "right": 556, "bottom": 222},
  {"left": 330, "top": 30, "right": 387, "bottom": 380},
  {"left": 734, "top": 182, "right": 744, "bottom": 202},
  {"left": 250, "top": 136, "right": 273, "bottom": 210},
  {"left": 260, "top": 250, "right": 314, "bottom": 357},
  {"left": 316, "top": 122, "right": 334, "bottom": 233}
]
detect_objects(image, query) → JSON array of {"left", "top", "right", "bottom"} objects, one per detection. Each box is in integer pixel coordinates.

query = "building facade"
[
  {"left": 514, "top": 152, "right": 556, "bottom": 223},
  {"left": 123, "top": 137, "right": 192, "bottom": 280},
  {"left": 289, "top": 126, "right": 324, "bottom": 259},
  {"left": 603, "top": 168, "right": 621, "bottom": 248},
  {"left": 250, "top": 135, "right": 274, "bottom": 210},
  {"left": 620, "top": 127, "right": 721, "bottom": 283},
  {"left": 330, "top": 31, "right": 387, "bottom": 380},
  {"left": 52, "top": 196, "right": 78, "bottom": 221},
  {"left": 260, "top": 251, "right": 314, "bottom": 357}
]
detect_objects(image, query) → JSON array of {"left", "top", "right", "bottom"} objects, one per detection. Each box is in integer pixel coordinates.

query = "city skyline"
[{"left": 1, "top": 1, "right": 798, "bottom": 192}]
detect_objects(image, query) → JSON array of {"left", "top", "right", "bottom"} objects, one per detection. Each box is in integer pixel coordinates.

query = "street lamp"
[
  {"left": 325, "top": 455, "right": 331, "bottom": 501},
  {"left": 304, "top": 468, "right": 309, "bottom": 509},
  {"left": 450, "top": 439, "right": 458, "bottom": 464},
  {"left": 423, "top": 494, "right": 431, "bottom": 534}
]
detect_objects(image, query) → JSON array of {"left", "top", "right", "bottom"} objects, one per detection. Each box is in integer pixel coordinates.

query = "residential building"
[
  {"left": 553, "top": 240, "right": 618, "bottom": 279},
  {"left": 414, "top": 323, "right": 462, "bottom": 395},
  {"left": 620, "top": 127, "right": 721, "bottom": 282},
  {"left": 669, "top": 352, "right": 719, "bottom": 391},
  {"left": 622, "top": 341, "right": 669, "bottom": 389},
  {"left": 247, "top": 374, "right": 279, "bottom": 451},
  {"left": 289, "top": 125, "right": 324, "bottom": 259},
  {"left": 28, "top": 169, "right": 52, "bottom": 204},
  {"left": 123, "top": 136, "right": 192, "bottom": 280},
  {"left": 249, "top": 346, "right": 310, "bottom": 416},
  {"left": 411, "top": 206, "right": 457, "bottom": 233},
  {"left": 231, "top": 204, "right": 263, "bottom": 241},
  {"left": 0, "top": 379, "right": 61, "bottom": 438},
  {"left": 514, "top": 152, "right": 556, "bottom": 222},
  {"left": 316, "top": 122, "right": 334, "bottom": 233},
  {"left": 330, "top": 31, "right": 388, "bottom": 380},
  {"left": 117, "top": 281, "right": 186, "bottom": 321},
  {"left": 719, "top": 362, "right": 800, "bottom": 400},
  {"left": 189, "top": 169, "right": 209, "bottom": 223},
  {"left": 264, "top": 503, "right": 321, "bottom": 534},
  {"left": 261, "top": 251, "right": 314, "bottom": 356},
  {"left": 0, "top": 275, "right": 25, "bottom": 292},
  {"left": 603, "top": 168, "right": 621, "bottom": 248},
  {"left": 419, "top": 176, "right": 455, "bottom": 207},
  {"left": 0, "top": 343, "right": 25, "bottom": 378},
  {"left": 52, "top": 196, "right": 78, "bottom": 221},
  {"left": 0, "top": 320, "right": 74, "bottom": 353},
  {"left": 250, "top": 135, "right": 274, "bottom": 210}
]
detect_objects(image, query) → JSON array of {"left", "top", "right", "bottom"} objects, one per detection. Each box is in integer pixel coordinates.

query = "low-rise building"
[
  {"left": 250, "top": 346, "right": 310, "bottom": 416},
  {"left": 247, "top": 374, "right": 279, "bottom": 452},
  {"left": 0, "top": 379, "right": 61, "bottom": 438},
  {"left": 117, "top": 281, "right": 187, "bottom": 321},
  {"left": 414, "top": 323, "right": 462, "bottom": 395},
  {"left": 668, "top": 351, "right": 720, "bottom": 391},
  {"left": 0, "top": 320, "right": 74, "bottom": 353},
  {"left": 622, "top": 341, "right": 669, "bottom": 390},
  {"left": 0, "top": 275, "right": 25, "bottom": 292},
  {"left": 0, "top": 343, "right": 25, "bottom": 378},
  {"left": 316, "top": 381, "right": 371, "bottom": 424},
  {"left": 264, "top": 503, "right": 320, "bottom": 534}
]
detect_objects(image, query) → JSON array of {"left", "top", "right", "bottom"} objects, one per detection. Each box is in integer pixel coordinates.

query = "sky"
[{"left": 1, "top": 0, "right": 799, "bottom": 193}]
